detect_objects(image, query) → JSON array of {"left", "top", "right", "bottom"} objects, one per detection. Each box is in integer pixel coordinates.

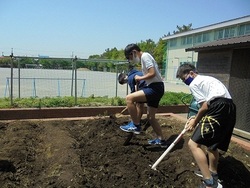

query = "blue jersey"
[{"left": 127, "top": 69, "right": 146, "bottom": 93}]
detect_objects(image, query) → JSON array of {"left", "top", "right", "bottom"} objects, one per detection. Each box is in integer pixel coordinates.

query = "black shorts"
[{"left": 191, "top": 98, "right": 236, "bottom": 152}]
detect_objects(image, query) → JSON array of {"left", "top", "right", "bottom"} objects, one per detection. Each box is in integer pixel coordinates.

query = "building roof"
[
  {"left": 186, "top": 34, "right": 250, "bottom": 52},
  {"left": 162, "top": 15, "right": 250, "bottom": 40}
]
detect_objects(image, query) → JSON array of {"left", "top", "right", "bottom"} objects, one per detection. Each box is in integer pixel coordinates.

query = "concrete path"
[{"left": 163, "top": 81, "right": 190, "bottom": 93}]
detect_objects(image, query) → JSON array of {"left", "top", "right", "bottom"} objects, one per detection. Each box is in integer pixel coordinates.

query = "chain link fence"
[{"left": 0, "top": 56, "right": 189, "bottom": 106}]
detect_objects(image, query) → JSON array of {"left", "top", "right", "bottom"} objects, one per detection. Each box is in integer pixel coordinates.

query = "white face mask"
[{"left": 131, "top": 54, "right": 140, "bottom": 64}]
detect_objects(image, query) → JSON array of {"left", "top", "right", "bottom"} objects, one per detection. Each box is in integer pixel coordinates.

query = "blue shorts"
[{"left": 142, "top": 82, "right": 164, "bottom": 108}]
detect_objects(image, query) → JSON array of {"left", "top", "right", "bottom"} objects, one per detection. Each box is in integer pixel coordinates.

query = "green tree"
[
  {"left": 87, "top": 61, "right": 98, "bottom": 70},
  {"left": 19, "top": 58, "right": 33, "bottom": 68},
  {"left": 173, "top": 23, "right": 193, "bottom": 34},
  {"left": 153, "top": 38, "right": 166, "bottom": 68},
  {"left": 101, "top": 47, "right": 122, "bottom": 60},
  {"left": 39, "top": 59, "right": 51, "bottom": 69},
  {"left": 138, "top": 39, "right": 156, "bottom": 55},
  {"left": 0, "top": 57, "right": 11, "bottom": 67},
  {"left": 89, "top": 54, "right": 101, "bottom": 59},
  {"left": 60, "top": 60, "right": 71, "bottom": 69}
]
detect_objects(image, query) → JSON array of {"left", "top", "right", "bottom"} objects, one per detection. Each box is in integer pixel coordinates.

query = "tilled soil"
[{"left": 0, "top": 115, "right": 249, "bottom": 188}]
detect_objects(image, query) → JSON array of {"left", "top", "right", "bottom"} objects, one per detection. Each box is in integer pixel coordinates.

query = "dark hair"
[
  {"left": 176, "top": 63, "right": 198, "bottom": 78},
  {"left": 124, "top": 43, "right": 141, "bottom": 59},
  {"left": 118, "top": 73, "right": 127, "bottom": 84}
]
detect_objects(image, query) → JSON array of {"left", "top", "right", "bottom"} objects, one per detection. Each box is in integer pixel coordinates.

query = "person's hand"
[
  {"left": 185, "top": 116, "right": 196, "bottom": 131},
  {"left": 134, "top": 75, "right": 141, "bottom": 82}
]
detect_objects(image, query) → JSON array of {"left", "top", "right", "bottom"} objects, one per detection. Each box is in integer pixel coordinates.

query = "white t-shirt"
[
  {"left": 189, "top": 75, "right": 232, "bottom": 104},
  {"left": 141, "top": 52, "right": 162, "bottom": 85}
]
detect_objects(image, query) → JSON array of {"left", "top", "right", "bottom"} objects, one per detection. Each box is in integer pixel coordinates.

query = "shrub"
[{"left": 0, "top": 92, "right": 192, "bottom": 108}]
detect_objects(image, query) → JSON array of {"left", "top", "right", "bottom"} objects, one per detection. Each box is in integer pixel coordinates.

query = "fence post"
[
  {"left": 18, "top": 58, "right": 21, "bottom": 98},
  {"left": 115, "top": 64, "right": 118, "bottom": 97},
  {"left": 74, "top": 56, "right": 77, "bottom": 106},
  {"left": 57, "top": 79, "right": 60, "bottom": 96},
  {"left": 81, "top": 79, "right": 86, "bottom": 97},
  {"left": 71, "top": 55, "right": 74, "bottom": 97},
  {"left": 32, "top": 78, "right": 36, "bottom": 97},
  {"left": 4, "top": 78, "right": 10, "bottom": 97},
  {"left": 10, "top": 50, "right": 14, "bottom": 106}
]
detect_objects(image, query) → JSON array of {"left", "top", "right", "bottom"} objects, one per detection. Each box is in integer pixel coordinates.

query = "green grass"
[{"left": 0, "top": 92, "right": 192, "bottom": 108}]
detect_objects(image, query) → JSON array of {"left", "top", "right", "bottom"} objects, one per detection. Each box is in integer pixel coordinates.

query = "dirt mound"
[{"left": 0, "top": 116, "right": 249, "bottom": 187}]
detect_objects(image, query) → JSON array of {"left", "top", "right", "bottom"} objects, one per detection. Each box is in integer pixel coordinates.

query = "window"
[
  {"left": 239, "top": 25, "right": 245, "bottom": 36},
  {"left": 187, "top": 36, "right": 193, "bottom": 44},
  {"left": 169, "top": 39, "right": 177, "bottom": 47},
  {"left": 218, "top": 30, "right": 224, "bottom": 39},
  {"left": 224, "top": 27, "right": 235, "bottom": 38},
  {"left": 215, "top": 27, "right": 236, "bottom": 40},
  {"left": 238, "top": 24, "right": 250, "bottom": 35},
  {"left": 245, "top": 24, "right": 250, "bottom": 34},
  {"left": 194, "top": 34, "right": 202, "bottom": 43},
  {"left": 202, "top": 33, "right": 210, "bottom": 42},
  {"left": 214, "top": 29, "right": 224, "bottom": 40},
  {"left": 224, "top": 28, "right": 230, "bottom": 38},
  {"left": 181, "top": 36, "right": 193, "bottom": 45},
  {"left": 229, "top": 28, "right": 235, "bottom": 37},
  {"left": 181, "top": 37, "right": 186, "bottom": 45}
]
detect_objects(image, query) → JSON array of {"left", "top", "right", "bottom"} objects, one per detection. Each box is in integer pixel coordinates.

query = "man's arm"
[
  {"left": 185, "top": 101, "right": 208, "bottom": 131},
  {"left": 135, "top": 67, "right": 155, "bottom": 82}
]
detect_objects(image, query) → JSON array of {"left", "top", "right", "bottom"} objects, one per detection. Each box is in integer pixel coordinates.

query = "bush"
[
  {"left": 0, "top": 92, "right": 192, "bottom": 108},
  {"left": 160, "top": 92, "right": 192, "bottom": 106}
]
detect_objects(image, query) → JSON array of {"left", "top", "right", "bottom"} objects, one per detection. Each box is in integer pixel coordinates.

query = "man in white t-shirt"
[
  {"left": 176, "top": 63, "right": 236, "bottom": 188},
  {"left": 120, "top": 43, "right": 166, "bottom": 147}
]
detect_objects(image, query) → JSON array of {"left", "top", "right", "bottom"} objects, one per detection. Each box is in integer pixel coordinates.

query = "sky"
[{"left": 0, "top": 0, "right": 250, "bottom": 59}]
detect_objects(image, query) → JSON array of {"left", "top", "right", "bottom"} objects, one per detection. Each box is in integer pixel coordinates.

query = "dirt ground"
[{"left": 0, "top": 115, "right": 249, "bottom": 188}]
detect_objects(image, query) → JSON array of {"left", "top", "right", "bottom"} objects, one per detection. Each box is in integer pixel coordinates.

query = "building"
[
  {"left": 162, "top": 15, "right": 250, "bottom": 84},
  {"left": 186, "top": 34, "right": 250, "bottom": 140},
  {"left": 163, "top": 15, "right": 250, "bottom": 139}
]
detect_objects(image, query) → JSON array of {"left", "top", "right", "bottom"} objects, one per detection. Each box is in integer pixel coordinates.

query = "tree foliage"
[
  {"left": 0, "top": 24, "right": 192, "bottom": 71},
  {"left": 173, "top": 23, "right": 193, "bottom": 34},
  {"left": 138, "top": 39, "right": 156, "bottom": 55},
  {"left": 0, "top": 38, "right": 166, "bottom": 70},
  {"left": 153, "top": 38, "right": 166, "bottom": 68},
  {"left": 0, "top": 57, "right": 12, "bottom": 67}
]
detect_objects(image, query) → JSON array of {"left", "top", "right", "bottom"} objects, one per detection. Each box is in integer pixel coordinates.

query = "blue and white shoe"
[
  {"left": 120, "top": 122, "right": 141, "bottom": 134},
  {"left": 120, "top": 121, "right": 133, "bottom": 130},
  {"left": 148, "top": 138, "right": 168, "bottom": 148}
]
